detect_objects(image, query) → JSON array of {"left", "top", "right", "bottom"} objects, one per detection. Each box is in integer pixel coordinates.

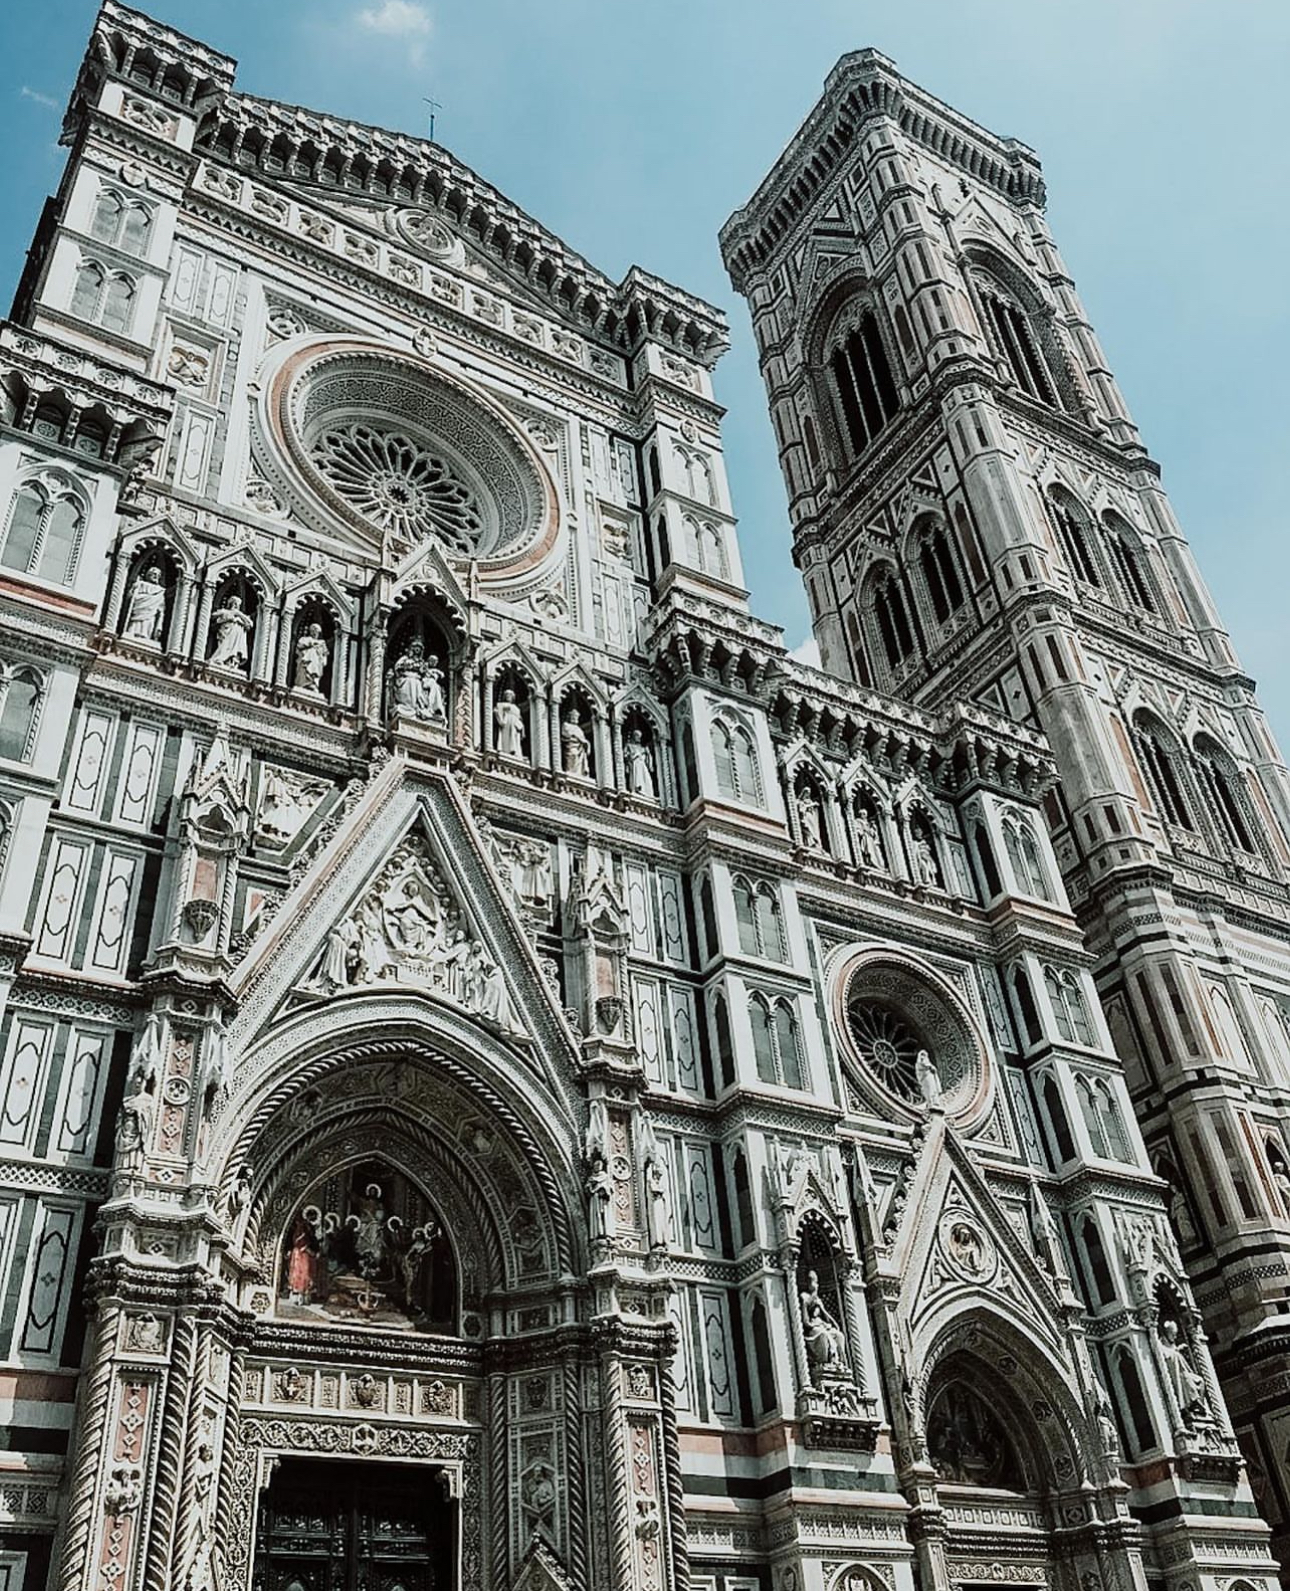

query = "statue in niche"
[
  {"left": 122, "top": 563, "right": 167, "bottom": 643},
  {"left": 912, "top": 829, "right": 941, "bottom": 888},
  {"left": 797, "top": 787, "right": 823, "bottom": 850},
  {"left": 115, "top": 1082, "right": 154, "bottom": 1166},
  {"left": 292, "top": 621, "right": 329, "bottom": 695},
  {"left": 915, "top": 1049, "right": 942, "bottom": 1108},
  {"left": 390, "top": 637, "right": 446, "bottom": 721},
  {"left": 799, "top": 1268, "right": 849, "bottom": 1379},
  {"left": 278, "top": 1160, "right": 455, "bottom": 1332},
  {"left": 562, "top": 710, "right": 591, "bottom": 779},
  {"left": 209, "top": 593, "right": 254, "bottom": 671},
  {"left": 1166, "top": 1181, "right": 1200, "bottom": 1249},
  {"left": 587, "top": 1156, "right": 615, "bottom": 1247},
  {"left": 1158, "top": 1318, "right": 1208, "bottom": 1428},
  {"left": 927, "top": 1382, "right": 1023, "bottom": 1488},
  {"left": 856, "top": 805, "right": 885, "bottom": 870},
  {"left": 645, "top": 1156, "right": 671, "bottom": 1251},
  {"left": 494, "top": 688, "right": 526, "bottom": 759},
  {"left": 624, "top": 727, "right": 656, "bottom": 799}
]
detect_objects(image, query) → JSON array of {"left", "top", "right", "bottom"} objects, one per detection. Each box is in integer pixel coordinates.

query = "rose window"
[
  {"left": 846, "top": 1000, "right": 924, "bottom": 1102},
  {"left": 262, "top": 343, "right": 556, "bottom": 568},
  {"left": 308, "top": 422, "right": 484, "bottom": 553}
]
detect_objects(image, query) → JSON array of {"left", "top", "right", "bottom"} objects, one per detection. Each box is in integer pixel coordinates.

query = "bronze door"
[{"left": 253, "top": 1457, "right": 454, "bottom": 1591}]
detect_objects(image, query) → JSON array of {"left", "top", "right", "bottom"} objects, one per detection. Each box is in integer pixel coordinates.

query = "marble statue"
[
  {"left": 915, "top": 1049, "right": 942, "bottom": 1107},
  {"left": 123, "top": 564, "right": 167, "bottom": 643},
  {"left": 800, "top": 1270, "right": 848, "bottom": 1378},
  {"left": 798, "top": 787, "right": 823, "bottom": 850},
  {"left": 391, "top": 638, "right": 446, "bottom": 721},
  {"left": 1158, "top": 1318, "right": 1208, "bottom": 1427},
  {"left": 912, "top": 832, "right": 940, "bottom": 888},
  {"left": 856, "top": 806, "right": 884, "bottom": 869},
  {"left": 209, "top": 594, "right": 253, "bottom": 671},
  {"left": 624, "top": 727, "right": 656, "bottom": 798},
  {"left": 292, "top": 621, "right": 329, "bottom": 694},
  {"left": 494, "top": 688, "right": 526, "bottom": 758},
  {"left": 562, "top": 712, "right": 591, "bottom": 779}
]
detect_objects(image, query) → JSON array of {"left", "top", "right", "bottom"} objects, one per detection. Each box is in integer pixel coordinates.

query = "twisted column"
[{"left": 57, "top": 1302, "right": 122, "bottom": 1591}]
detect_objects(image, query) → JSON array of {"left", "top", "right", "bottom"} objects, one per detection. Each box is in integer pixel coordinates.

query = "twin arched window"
[
  {"left": 711, "top": 717, "right": 760, "bottom": 804},
  {"left": 1002, "top": 813, "right": 1050, "bottom": 900},
  {"left": 829, "top": 311, "right": 900, "bottom": 459},
  {"left": 1044, "top": 966, "right": 1095, "bottom": 1047},
  {"left": 2, "top": 478, "right": 85, "bottom": 585},
  {"left": 1046, "top": 491, "right": 1162, "bottom": 614},
  {"left": 70, "top": 259, "right": 137, "bottom": 335},
  {"left": 686, "top": 516, "right": 727, "bottom": 579},
  {"left": 0, "top": 663, "right": 45, "bottom": 762},
  {"left": 733, "top": 876, "right": 785, "bottom": 961},
  {"left": 1076, "top": 1075, "right": 1131, "bottom": 1161},
  {"left": 749, "top": 994, "right": 805, "bottom": 1090},
  {"left": 90, "top": 188, "right": 153, "bottom": 254}
]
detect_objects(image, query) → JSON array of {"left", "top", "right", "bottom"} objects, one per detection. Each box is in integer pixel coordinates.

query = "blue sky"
[{"left": 3, "top": 1, "right": 1288, "bottom": 742}]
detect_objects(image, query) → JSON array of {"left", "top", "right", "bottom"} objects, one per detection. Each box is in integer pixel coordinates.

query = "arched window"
[
  {"left": 688, "top": 518, "right": 726, "bottom": 579},
  {"left": 1, "top": 480, "right": 84, "bottom": 585},
  {"left": 1111, "top": 1345, "right": 1156, "bottom": 1456},
  {"left": 1080, "top": 1215, "right": 1116, "bottom": 1306},
  {"left": 775, "top": 1002, "right": 805, "bottom": 1090},
  {"left": 754, "top": 887, "right": 784, "bottom": 962},
  {"left": 1097, "top": 1082, "right": 1131, "bottom": 1161},
  {"left": 71, "top": 260, "right": 105, "bottom": 321},
  {"left": 699, "top": 876, "right": 718, "bottom": 962},
  {"left": 101, "top": 272, "right": 136, "bottom": 335},
  {"left": 1011, "top": 965, "right": 1042, "bottom": 1046},
  {"left": 1047, "top": 490, "right": 1101, "bottom": 587},
  {"left": 121, "top": 202, "right": 153, "bottom": 254},
  {"left": 711, "top": 717, "right": 759, "bottom": 805},
  {"left": 1040, "top": 1072, "right": 1076, "bottom": 1165},
  {"left": 918, "top": 522, "right": 965, "bottom": 623},
  {"left": 750, "top": 997, "right": 776, "bottom": 1084},
  {"left": 90, "top": 189, "right": 124, "bottom": 243},
  {"left": 732, "top": 1150, "right": 755, "bottom": 1248},
  {"left": 0, "top": 665, "right": 44, "bottom": 762},
  {"left": 750, "top": 1294, "right": 777, "bottom": 1414},
  {"left": 713, "top": 993, "right": 734, "bottom": 1090},
  {"left": 1077, "top": 1077, "right": 1109, "bottom": 1157},
  {"left": 1103, "top": 515, "right": 1157, "bottom": 613},
  {"left": 829, "top": 310, "right": 900, "bottom": 458},
  {"left": 1045, "top": 967, "right": 1094, "bottom": 1046},
  {"left": 972, "top": 821, "right": 1001, "bottom": 899},
  {"left": 90, "top": 188, "right": 152, "bottom": 254},
  {"left": 869, "top": 568, "right": 918, "bottom": 668},
  {"left": 976, "top": 275, "right": 1066, "bottom": 409},
  {"left": 1132, "top": 714, "right": 1193, "bottom": 830},
  {"left": 1003, "top": 814, "right": 1050, "bottom": 900},
  {"left": 1192, "top": 736, "right": 1254, "bottom": 853},
  {"left": 734, "top": 877, "right": 758, "bottom": 955}
]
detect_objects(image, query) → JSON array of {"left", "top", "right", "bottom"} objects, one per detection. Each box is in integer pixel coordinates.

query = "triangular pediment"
[
  {"left": 889, "top": 1117, "right": 1065, "bottom": 1356},
  {"left": 226, "top": 758, "right": 580, "bottom": 1102},
  {"left": 512, "top": 1538, "right": 574, "bottom": 1591}
]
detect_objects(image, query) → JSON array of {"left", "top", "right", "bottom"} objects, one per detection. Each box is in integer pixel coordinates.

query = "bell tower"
[{"left": 723, "top": 49, "right": 1290, "bottom": 1566}]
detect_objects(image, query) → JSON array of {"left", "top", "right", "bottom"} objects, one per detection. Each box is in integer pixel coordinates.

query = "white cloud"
[
  {"left": 356, "top": 0, "right": 432, "bottom": 61},
  {"left": 20, "top": 87, "right": 59, "bottom": 111},
  {"left": 789, "top": 636, "right": 821, "bottom": 669}
]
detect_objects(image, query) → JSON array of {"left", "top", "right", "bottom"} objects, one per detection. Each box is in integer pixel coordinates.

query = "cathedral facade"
[{"left": 0, "top": 7, "right": 1281, "bottom": 1591}]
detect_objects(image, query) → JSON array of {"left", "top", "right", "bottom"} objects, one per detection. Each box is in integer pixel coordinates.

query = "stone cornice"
[{"left": 720, "top": 50, "right": 1045, "bottom": 293}]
